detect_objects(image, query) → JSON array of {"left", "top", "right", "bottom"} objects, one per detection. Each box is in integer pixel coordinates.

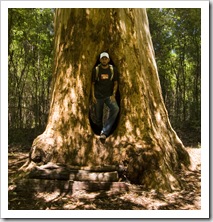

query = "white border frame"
[{"left": 1, "top": 1, "right": 209, "bottom": 219}]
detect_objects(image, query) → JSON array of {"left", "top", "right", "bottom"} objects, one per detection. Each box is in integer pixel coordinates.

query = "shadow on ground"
[{"left": 8, "top": 145, "right": 201, "bottom": 210}]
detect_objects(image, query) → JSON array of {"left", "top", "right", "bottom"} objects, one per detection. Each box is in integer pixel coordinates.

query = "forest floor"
[{"left": 8, "top": 144, "right": 201, "bottom": 210}]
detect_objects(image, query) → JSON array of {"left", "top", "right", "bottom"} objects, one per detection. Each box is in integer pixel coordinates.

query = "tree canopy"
[
  {"left": 8, "top": 8, "right": 54, "bottom": 143},
  {"left": 147, "top": 8, "right": 201, "bottom": 145}
]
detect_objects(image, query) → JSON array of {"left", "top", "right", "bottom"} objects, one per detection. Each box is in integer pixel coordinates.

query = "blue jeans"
[{"left": 95, "top": 97, "right": 119, "bottom": 136}]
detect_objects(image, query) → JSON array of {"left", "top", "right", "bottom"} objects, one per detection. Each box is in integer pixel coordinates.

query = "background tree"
[
  {"left": 147, "top": 8, "right": 201, "bottom": 146},
  {"left": 8, "top": 8, "right": 54, "bottom": 143},
  {"left": 22, "top": 8, "right": 191, "bottom": 192}
]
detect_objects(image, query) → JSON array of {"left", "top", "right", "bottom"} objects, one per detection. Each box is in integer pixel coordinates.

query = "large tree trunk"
[{"left": 25, "top": 8, "right": 190, "bottom": 191}]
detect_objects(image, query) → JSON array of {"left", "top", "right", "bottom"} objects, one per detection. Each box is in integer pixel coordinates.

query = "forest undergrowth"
[{"left": 8, "top": 143, "right": 201, "bottom": 210}]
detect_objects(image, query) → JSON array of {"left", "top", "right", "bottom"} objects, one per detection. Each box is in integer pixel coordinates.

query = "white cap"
[{"left": 100, "top": 52, "right": 109, "bottom": 59}]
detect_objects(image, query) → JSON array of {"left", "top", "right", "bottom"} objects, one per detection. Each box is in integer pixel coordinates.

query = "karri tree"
[{"left": 23, "top": 8, "right": 190, "bottom": 191}]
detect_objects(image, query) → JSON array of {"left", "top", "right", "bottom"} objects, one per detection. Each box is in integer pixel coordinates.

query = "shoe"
[{"left": 100, "top": 133, "right": 106, "bottom": 143}]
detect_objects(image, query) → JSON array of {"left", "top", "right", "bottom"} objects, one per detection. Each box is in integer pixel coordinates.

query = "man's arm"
[
  {"left": 91, "top": 68, "right": 97, "bottom": 104},
  {"left": 112, "top": 81, "right": 118, "bottom": 96},
  {"left": 91, "top": 82, "right": 97, "bottom": 104},
  {"left": 110, "top": 81, "right": 118, "bottom": 102}
]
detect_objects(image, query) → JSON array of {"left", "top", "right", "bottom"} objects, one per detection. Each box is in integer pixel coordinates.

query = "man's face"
[{"left": 100, "top": 57, "right": 110, "bottom": 67}]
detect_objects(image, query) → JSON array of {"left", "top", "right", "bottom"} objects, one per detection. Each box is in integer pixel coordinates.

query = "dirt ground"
[{"left": 8, "top": 145, "right": 201, "bottom": 210}]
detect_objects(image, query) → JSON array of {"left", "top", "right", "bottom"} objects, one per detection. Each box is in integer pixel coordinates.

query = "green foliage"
[
  {"left": 8, "top": 9, "right": 54, "bottom": 131},
  {"left": 147, "top": 8, "right": 201, "bottom": 145}
]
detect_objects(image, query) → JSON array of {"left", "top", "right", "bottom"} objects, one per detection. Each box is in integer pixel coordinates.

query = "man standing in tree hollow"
[{"left": 91, "top": 52, "right": 119, "bottom": 142}]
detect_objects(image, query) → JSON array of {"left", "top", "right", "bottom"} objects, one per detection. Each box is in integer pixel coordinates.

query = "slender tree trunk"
[{"left": 25, "top": 8, "right": 190, "bottom": 191}]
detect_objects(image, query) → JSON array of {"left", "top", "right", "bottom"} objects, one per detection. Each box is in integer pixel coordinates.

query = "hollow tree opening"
[{"left": 89, "top": 55, "right": 121, "bottom": 136}]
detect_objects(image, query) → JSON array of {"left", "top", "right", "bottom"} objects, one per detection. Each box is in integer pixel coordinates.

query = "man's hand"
[
  {"left": 92, "top": 96, "right": 97, "bottom": 104},
  {"left": 110, "top": 95, "right": 116, "bottom": 102}
]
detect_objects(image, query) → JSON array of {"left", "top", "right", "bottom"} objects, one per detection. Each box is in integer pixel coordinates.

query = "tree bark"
[{"left": 25, "top": 8, "right": 190, "bottom": 191}]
